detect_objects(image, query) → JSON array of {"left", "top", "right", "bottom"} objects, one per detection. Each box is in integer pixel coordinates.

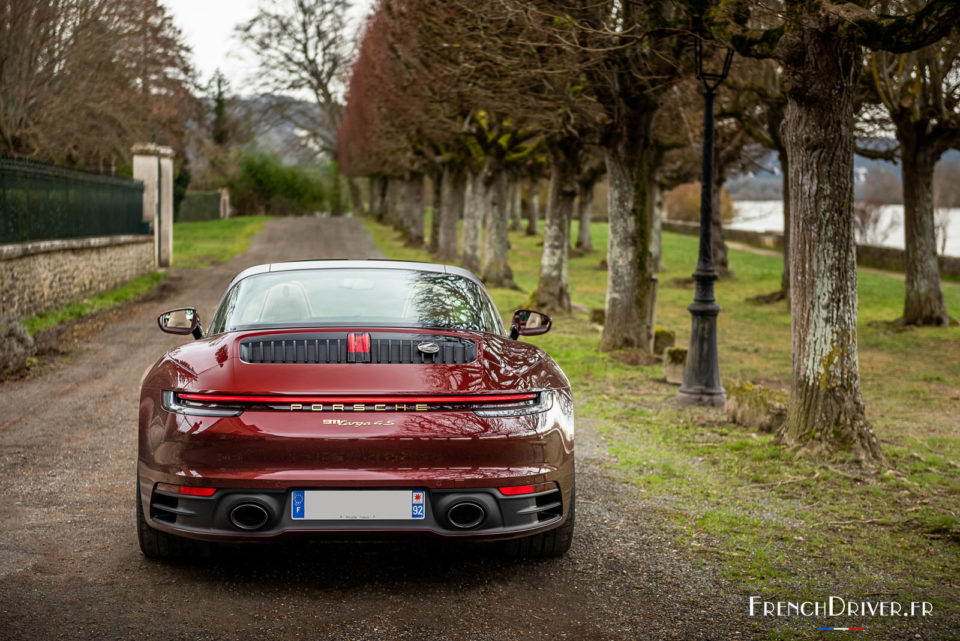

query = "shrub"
[
  {"left": 0, "top": 319, "right": 35, "bottom": 378},
  {"left": 229, "top": 152, "right": 326, "bottom": 216},
  {"left": 663, "top": 182, "right": 734, "bottom": 222}
]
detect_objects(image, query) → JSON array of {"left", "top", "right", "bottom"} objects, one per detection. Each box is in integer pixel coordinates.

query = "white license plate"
[{"left": 291, "top": 489, "right": 426, "bottom": 520}]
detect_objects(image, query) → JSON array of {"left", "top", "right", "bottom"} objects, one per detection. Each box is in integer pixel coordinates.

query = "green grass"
[
  {"left": 363, "top": 215, "right": 960, "bottom": 630},
  {"left": 173, "top": 215, "right": 271, "bottom": 268},
  {"left": 24, "top": 271, "right": 169, "bottom": 336}
]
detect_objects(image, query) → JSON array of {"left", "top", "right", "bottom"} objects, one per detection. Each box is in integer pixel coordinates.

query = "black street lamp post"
[{"left": 677, "top": 38, "right": 733, "bottom": 407}]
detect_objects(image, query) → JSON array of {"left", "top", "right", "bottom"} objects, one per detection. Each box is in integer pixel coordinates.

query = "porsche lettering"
[{"left": 288, "top": 403, "right": 428, "bottom": 412}]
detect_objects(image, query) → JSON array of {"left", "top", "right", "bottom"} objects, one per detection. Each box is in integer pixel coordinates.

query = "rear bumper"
[
  {"left": 137, "top": 387, "right": 574, "bottom": 541},
  {"left": 138, "top": 477, "right": 571, "bottom": 542}
]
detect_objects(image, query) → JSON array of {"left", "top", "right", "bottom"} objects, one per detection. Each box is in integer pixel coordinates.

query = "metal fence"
[
  {"left": 0, "top": 158, "right": 146, "bottom": 244},
  {"left": 177, "top": 190, "right": 221, "bottom": 222}
]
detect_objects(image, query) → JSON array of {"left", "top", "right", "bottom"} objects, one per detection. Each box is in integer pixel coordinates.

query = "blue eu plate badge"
[
  {"left": 291, "top": 490, "right": 305, "bottom": 519},
  {"left": 411, "top": 490, "right": 425, "bottom": 519}
]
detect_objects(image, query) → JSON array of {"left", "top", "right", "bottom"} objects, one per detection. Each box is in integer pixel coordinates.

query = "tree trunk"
[
  {"left": 526, "top": 178, "right": 540, "bottom": 236},
  {"left": 428, "top": 172, "right": 442, "bottom": 253},
  {"left": 711, "top": 153, "right": 731, "bottom": 277},
  {"left": 600, "top": 113, "right": 656, "bottom": 353},
  {"left": 383, "top": 177, "right": 400, "bottom": 228},
  {"left": 779, "top": 24, "right": 884, "bottom": 466},
  {"left": 481, "top": 164, "right": 517, "bottom": 288},
  {"left": 900, "top": 133, "right": 949, "bottom": 325},
  {"left": 779, "top": 148, "right": 790, "bottom": 293},
  {"left": 460, "top": 171, "right": 484, "bottom": 274},
  {"left": 347, "top": 177, "right": 364, "bottom": 217},
  {"left": 377, "top": 175, "right": 389, "bottom": 221},
  {"left": 532, "top": 147, "right": 577, "bottom": 312},
  {"left": 576, "top": 179, "right": 594, "bottom": 251},
  {"left": 369, "top": 175, "right": 385, "bottom": 221},
  {"left": 404, "top": 174, "right": 425, "bottom": 247},
  {"left": 648, "top": 175, "right": 663, "bottom": 270},
  {"left": 509, "top": 181, "right": 522, "bottom": 231},
  {"left": 329, "top": 163, "right": 344, "bottom": 217},
  {"left": 330, "top": 184, "right": 344, "bottom": 217},
  {"left": 435, "top": 165, "right": 463, "bottom": 262}
]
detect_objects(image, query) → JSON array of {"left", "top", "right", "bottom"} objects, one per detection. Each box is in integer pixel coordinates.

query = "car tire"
[
  {"left": 136, "top": 474, "right": 204, "bottom": 561},
  {"left": 503, "top": 478, "right": 576, "bottom": 559}
]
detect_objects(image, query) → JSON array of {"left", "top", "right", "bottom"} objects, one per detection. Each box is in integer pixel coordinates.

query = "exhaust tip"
[
  {"left": 446, "top": 501, "right": 486, "bottom": 530},
  {"left": 230, "top": 503, "right": 270, "bottom": 530}
]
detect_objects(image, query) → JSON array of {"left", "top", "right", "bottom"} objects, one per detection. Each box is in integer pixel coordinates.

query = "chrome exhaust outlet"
[
  {"left": 446, "top": 501, "right": 486, "bottom": 529},
  {"left": 229, "top": 503, "right": 270, "bottom": 530}
]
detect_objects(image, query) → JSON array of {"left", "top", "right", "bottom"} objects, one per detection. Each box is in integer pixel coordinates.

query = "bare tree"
[
  {"left": 868, "top": 20, "right": 960, "bottom": 325},
  {"left": 575, "top": 155, "right": 605, "bottom": 252},
  {"left": 699, "top": 0, "right": 960, "bottom": 466},
  {"left": 238, "top": 0, "right": 355, "bottom": 213},
  {"left": 853, "top": 200, "right": 897, "bottom": 245},
  {"left": 497, "top": 1, "right": 692, "bottom": 348},
  {"left": 0, "top": 0, "right": 196, "bottom": 167},
  {"left": 860, "top": 165, "right": 903, "bottom": 204},
  {"left": 725, "top": 58, "right": 790, "bottom": 297},
  {"left": 934, "top": 207, "right": 950, "bottom": 255}
]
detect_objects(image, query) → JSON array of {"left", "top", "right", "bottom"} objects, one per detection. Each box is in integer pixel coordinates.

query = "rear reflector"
[
  {"left": 498, "top": 482, "right": 557, "bottom": 496},
  {"left": 156, "top": 483, "right": 216, "bottom": 497},
  {"left": 499, "top": 485, "right": 535, "bottom": 496},
  {"left": 180, "top": 486, "right": 217, "bottom": 497}
]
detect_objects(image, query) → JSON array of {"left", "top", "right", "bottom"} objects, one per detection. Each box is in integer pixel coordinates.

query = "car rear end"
[
  {"left": 138, "top": 329, "right": 574, "bottom": 545},
  {"left": 139, "top": 263, "right": 575, "bottom": 558}
]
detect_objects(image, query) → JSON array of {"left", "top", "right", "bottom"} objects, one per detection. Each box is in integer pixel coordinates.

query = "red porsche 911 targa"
[{"left": 137, "top": 260, "right": 574, "bottom": 559}]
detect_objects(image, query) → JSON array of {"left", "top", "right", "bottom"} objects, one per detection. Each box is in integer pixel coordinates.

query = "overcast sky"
[{"left": 161, "top": 0, "right": 375, "bottom": 93}]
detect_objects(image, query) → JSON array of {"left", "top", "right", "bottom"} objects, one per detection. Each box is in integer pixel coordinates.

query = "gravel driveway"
[{"left": 0, "top": 216, "right": 746, "bottom": 640}]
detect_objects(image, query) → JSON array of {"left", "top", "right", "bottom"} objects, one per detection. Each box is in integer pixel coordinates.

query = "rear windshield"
[{"left": 208, "top": 268, "right": 502, "bottom": 335}]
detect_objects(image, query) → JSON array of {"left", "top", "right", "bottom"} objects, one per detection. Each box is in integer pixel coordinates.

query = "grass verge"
[
  {"left": 173, "top": 215, "right": 271, "bottom": 268},
  {"left": 362, "top": 215, "right": 960, "bottom": 637},
  {"left": 24, "top": 271, "right": 169, "bottom": 336}
]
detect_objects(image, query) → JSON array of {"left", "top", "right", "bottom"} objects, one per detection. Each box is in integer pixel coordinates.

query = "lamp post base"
[
  {"left": 676, "top": 385, "right": 726, "bottom": 407},
  {"left": 677, "top": 297, "right": 725, "bottom": 407}
]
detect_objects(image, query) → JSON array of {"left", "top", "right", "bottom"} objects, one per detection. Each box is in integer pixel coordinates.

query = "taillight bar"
[
  {"left": 164, "top": 390, "right": 552, "bottom": 417},
  {"left": 177, "top": 392, "right": 537, "bottom": 404}
]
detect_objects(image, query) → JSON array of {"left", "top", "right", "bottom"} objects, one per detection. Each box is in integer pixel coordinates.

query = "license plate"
[{"left": 291, "top": 490, "right": 425, "bottom": 520}]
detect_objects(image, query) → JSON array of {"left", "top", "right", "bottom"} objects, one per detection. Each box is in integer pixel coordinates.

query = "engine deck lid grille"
[{"left": 238, "top": 332, "right": 477, "bottom": 365}]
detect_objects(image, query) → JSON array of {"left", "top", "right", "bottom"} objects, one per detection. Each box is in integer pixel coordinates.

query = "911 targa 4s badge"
[{"left": 137, "top": 260, "right": 575, "bottom": 559}]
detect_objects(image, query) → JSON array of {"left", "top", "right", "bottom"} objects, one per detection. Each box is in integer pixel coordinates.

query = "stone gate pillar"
[
  {"left": 219, "top": 188, "right": 230, "bottom": 219},
  {"left": 132, "top": 143, "right": 175, "bottom": 268}
]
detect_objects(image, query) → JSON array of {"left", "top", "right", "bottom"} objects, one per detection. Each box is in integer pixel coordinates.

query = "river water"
[{"left": 730, "top": 201, "right": 960, "bottom": 258}]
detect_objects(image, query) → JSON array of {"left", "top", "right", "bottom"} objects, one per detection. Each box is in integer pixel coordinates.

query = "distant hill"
[
  {"left": 229, "top": 94, "right": 333, "bottom": 165},
  {"left": 727, "top": 146, "right": 960, "bottom": 201}
]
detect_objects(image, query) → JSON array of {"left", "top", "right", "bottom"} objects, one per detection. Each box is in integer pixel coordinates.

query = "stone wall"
[
  {"left": 0, "top": 235, "right": 155, "bottom": 319},
  {"left": 662, "top": 220, "right": 960, "bottom": 279}
]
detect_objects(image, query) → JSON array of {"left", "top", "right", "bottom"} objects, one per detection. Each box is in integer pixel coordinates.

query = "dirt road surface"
[{"left": 0, "top": 217, "right": 745, "bottom": 640}]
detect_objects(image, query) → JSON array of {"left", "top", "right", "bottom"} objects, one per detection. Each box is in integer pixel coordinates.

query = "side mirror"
[
  {"left": 510, "top": 309, "right": 552, "bottom": 340},
  {"left": 158, "top": 308, "right": 203, "bottom": 339}
]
